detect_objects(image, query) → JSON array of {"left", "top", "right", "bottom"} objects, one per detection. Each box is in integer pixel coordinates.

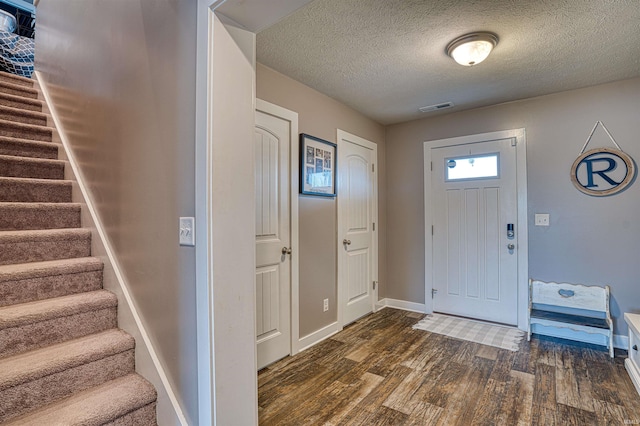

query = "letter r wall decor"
[{"left": 571, "top": 121, "right": 636, "bottom": 197}]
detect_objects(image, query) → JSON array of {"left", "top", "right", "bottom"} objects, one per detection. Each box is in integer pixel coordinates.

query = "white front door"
[
  {"left": 431, "top": 137, "right": 518, "bottom": 325},
  {"left": 255, "top": 105, "right": 292, "bottom": 369},
  {"left": 337, "top": 130, "right": 378, "bottom": 326}
]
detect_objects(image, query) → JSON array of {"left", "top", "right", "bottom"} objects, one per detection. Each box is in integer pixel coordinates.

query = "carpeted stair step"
[
  {"left": 0, "top": 257, "right": 103, "bottom": 307},
  {"left": 0, "top": 290, "right": 117, "bottom": 359},
  {"left": 0, "top": 176, "right": 72, "bottom": 202},
  {"left": 4, "top": 373, "right": 157, "bottom": 426},
  {"left": 0, "top": 105, "right": 48, "bottom": 126},
  {"left": 0, "top": 155, "right": 64, "bottom": 179},
  {"left": 0, "top": 329, "right": 135, "bottom": 423},
  {"left": 0, "top": 92, "right": 43, "bottom": 112},
  {"left": 0, "top": 72, "right": 34, "bottom": 88},
  {"left": 0, "top": 229, "right": 91, "bottom": 266},
  {"left": 0, "top": 137, "right": 58, "bottom": 159},
  {"left": 0, "top": 203, "right": 81, "bottom": 231},
  {"left": 0, "top": 80, "right": 39, "bottom": 99},
  {"left": 0, "top": 119, "right": 52, "bottom": 142}
]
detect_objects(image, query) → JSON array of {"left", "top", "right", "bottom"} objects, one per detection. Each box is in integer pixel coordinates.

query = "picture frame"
[{"left": 300, "top": 133, "right": 337, "bottom": 197}]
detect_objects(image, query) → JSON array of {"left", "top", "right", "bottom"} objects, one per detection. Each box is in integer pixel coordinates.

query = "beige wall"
[
  {"left": 36, "top": 1, "right": 198, "bottom": 423},
  {"left": 386, "top": 77, "right": 640, "bottom": 335},
  {"left": 257, "top": 63, "right": 386, "bottom": 336}
]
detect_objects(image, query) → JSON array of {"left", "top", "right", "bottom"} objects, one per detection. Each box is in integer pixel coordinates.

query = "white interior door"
[
  {"left": 338, "top": 130, "right": 378, "bottom": 326},
  {"left": 431, "top": 137, "right": 518, "bottom": 325},
  {"left": 255, "top": 106, "right": 292, "bottom": 369}
]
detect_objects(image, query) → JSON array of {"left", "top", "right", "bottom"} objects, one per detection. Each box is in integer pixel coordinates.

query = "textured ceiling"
[{"left": 257, "top": 0, "right": 640, "bottom": 125}]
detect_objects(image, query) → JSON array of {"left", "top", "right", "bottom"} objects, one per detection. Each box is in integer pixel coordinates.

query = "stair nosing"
[
  {"left": 0, "top": 202, "right": 80, "bottom": 208},
  {"left": 0, "top": 329, "right": 134, "bottom": 391},
  {"left": 0, "top": 289, "right": 117, "bottom": 331}
]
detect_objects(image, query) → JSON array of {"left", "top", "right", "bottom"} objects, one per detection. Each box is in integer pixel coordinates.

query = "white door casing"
[
  {"left": 424, "top": 129, "right": 528, "bottom": 330},
  {"left": 255, "top": 99, "right": 299, "bottom": 369},
  {"left": 337, "top": 130, "right": 378, "bottom": 326},
  {"left": 431, "top": 138, "right": 517, "bottom": 324}
]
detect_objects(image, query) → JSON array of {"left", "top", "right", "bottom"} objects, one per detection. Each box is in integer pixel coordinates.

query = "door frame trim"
[
  {"left": 423, "top": 129, "right": 529, "bottom": 330},
  {"left": 256, "top": 98, "right": 301, "bottom": 356},
  {"left": 336, "top": 129, "right": 379, "bottom": 328}
]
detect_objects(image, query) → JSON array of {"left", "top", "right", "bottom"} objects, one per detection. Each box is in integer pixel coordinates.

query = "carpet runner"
[{"left": 0, "top": 70, "right": 157, "bottom": 424}]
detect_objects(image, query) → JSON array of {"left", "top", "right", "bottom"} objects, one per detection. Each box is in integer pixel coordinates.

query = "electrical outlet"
[
  {"left": 535, "top": 214, "right": 550, "bottom": 227},
  {"left": 323, "top": 299, "right": 329, "bottom": 312},
  {"left": 179, "top": 217, "right": 195, "bottom": 246}
]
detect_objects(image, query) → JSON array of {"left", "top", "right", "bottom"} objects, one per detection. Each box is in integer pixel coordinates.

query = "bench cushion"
[{"left": 530, "top": 309, "right": 609, "bottom": 329}]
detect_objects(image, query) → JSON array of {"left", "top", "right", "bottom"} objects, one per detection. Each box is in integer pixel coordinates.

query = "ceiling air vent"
[{"left": 419, "top": 102, "right": 454, "bottom": 113}]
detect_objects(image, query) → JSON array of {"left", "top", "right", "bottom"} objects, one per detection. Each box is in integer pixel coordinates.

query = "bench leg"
[{"left": 609, "top": 332, "right": 614, "bottom": 358}]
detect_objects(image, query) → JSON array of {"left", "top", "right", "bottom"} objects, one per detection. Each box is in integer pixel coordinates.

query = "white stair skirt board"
[{"left": 413, "top": 313, "right": 525, "bottom": 352}]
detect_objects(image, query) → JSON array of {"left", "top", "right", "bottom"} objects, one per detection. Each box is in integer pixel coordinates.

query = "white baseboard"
[
  {"left": 614, "top": 334, "right": 629, "bottom": 350},
  {"left": 297, "top": 321, "right": 341, "bottom": 353},
  {"left": 36, "top": 72, "right": 187, "bottom": 426},
  {"left": 376, "top": 298, "right": 427, "bottom": 314}
]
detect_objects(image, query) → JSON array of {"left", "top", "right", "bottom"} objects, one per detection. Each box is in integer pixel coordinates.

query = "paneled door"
[
  {"left": 255, "top": 103, "right": 293, "bottom": 369},
  {"left": 431, "top": 138, "right": 518, "bottom": 325},
  {"left": 338, "top": 130, "right": 378, "bottom": 326}
]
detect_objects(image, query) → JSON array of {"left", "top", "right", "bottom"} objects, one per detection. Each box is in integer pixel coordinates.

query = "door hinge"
[
  {"left": 373, "top": 222, "right": 375, "bottom": 231},
  {"left": 373, "top": 281, "right": 377, "bottom": 290},
  {"left": 431, "top": 225, "right": 434, "bottom": 235},
  {"left": 372, "top": 164, "right": 375, "bottom": 172},
  {"left": 432, "top": 288, "right": 438, "bottom": 298},
  {"left": 511, "top": 138, "right": 517, "bottom": 147},
  {"left": 430, "top": 161, "right": 433, "bottom": 171}
]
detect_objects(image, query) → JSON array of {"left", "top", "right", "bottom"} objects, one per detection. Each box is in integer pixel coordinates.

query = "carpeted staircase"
[{"left": 0, "top": 71, "right": 157, "bottom": 425}]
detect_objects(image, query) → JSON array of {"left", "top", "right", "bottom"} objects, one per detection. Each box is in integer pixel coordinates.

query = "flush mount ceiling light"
[{"left": 446, "top": 32, "right": 499, "bottom": 66}]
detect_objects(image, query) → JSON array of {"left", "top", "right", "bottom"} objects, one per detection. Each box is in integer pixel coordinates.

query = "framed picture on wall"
[{"left": 300, "top": 133, "right": 337, "bottom": 197}]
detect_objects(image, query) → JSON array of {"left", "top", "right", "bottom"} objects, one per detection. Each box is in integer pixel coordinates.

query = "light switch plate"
[
  {"left": 535, "top": 214, "right": 550, "bottom": 227},
  {"left": 179, "top": 217, "right": 195, "bottom": 246}
]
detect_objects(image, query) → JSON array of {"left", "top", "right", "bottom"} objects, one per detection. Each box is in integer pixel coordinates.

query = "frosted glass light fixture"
[{"left": 446, "top": 32, "right": 498, "bottom": 66}]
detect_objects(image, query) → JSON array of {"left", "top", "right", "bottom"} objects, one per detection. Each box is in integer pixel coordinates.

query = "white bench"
[{"left": 528, "top": 279, "right": 613, "bottom": 357}]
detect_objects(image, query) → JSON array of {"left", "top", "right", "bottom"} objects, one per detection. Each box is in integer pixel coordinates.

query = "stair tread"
[
  {"left": 0, "top": 118, "right": 52, "bottom": 132},
  {"left": 0, "top": 80, "right": 38, "bottom": 95},
  {"left": 0, "top": 135, "right": 58, "bottom": 148},
  {"left": 0, "top": 329, "right": 133, "bottom": 391},
  {"left": 0, "top": 256, "right": 101, "bottom": 284},
  {"left": 4, "top": 373, "right": 156, "bottom": 426},
  {"left": 0, "top": 154, "right": 64, "bottom": 166},
  {"left": 0, "top": 71, "right": 35, "bottom": 87},
  {"left": 0, "top": 92, "right": 43, "bottom": 111},
  {"left": 0, "top": 289, "right": 116, "bottom": 330},
  {"left": 0, "top": 104, "right": 49, "bottom": 119}
]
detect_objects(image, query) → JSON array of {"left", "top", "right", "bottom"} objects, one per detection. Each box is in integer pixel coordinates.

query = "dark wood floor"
[{"left": 258, "top": 308, "right": 640, "bottom": 425}]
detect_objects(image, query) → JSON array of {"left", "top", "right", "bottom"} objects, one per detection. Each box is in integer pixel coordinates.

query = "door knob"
[
  {"left": 281, "top": 247, "right": 292, "bottom": 255},
  {"left": 507, "top": 244, "right": 515, "bottom": 250},
  {"left": 343, "top": 239, "right": 351, "bottom": 245}
]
